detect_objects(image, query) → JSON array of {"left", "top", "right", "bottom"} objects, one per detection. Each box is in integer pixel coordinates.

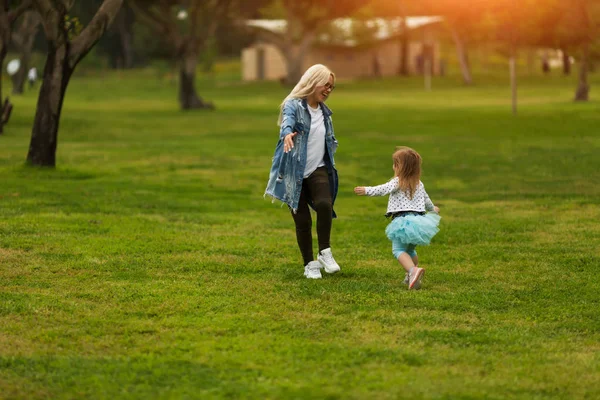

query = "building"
[{"left": 242, "top": 17, "right": 444, "bottom": 82}]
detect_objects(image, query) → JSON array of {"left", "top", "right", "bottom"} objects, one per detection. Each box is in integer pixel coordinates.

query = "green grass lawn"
[{"left": 1, "top": 63, "right": 600, "bottom": 399}]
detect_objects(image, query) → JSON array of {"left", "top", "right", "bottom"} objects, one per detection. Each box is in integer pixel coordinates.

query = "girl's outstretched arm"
[
  {"left": 354, "top": 187, "right": 366, "bottom": 195},
  {"left": 362, "top": 177, "right": 399, "bottom": 197}
]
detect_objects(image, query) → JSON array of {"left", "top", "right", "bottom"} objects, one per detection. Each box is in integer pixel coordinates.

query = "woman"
[{"left": 265, "top": 64, "right": 341, "bottom": 279}]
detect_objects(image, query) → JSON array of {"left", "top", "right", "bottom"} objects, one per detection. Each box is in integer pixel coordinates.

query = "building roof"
[{"left": 247, "top": 17, "right": 444, "bottom": 47}]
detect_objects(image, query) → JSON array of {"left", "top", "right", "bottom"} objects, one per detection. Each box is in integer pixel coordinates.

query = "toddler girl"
[{"left": 354, "top": 147, "right": 441, "bottom": 289}]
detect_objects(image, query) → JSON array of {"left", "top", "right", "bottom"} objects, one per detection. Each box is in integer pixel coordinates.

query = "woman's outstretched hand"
[
  {"left": 354, "top": 187, "right": 366, "bottom": 196},
  {"left": 284, "top": 132, "right": 298, "bottom": 153}
]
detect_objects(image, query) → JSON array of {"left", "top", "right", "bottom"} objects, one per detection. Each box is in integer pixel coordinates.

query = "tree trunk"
[
  {"left": 116, "top": 4, "right": 134, "bottom": 69},
  {"left": 527, "top": 48, "right": 535, "bottom": 76},
  {"left": 398, "top": 17, "right": 409, "bottom": 76},
  {"left": 281, "top": 26, "right": 316, "bottom": 86},
  {"left": 449, "top": 27, "right": 472, "bottom": 85},
  {"left": 510, "top": 54, "right": 517, "bottom": 115},
  {"left": 178, "top": 52, "right": 213, "bottom": 110},
  {"left": 0, "top": 49, "right": 13, "bottom": 134},
  {"left": 0, "top": 12, "right": 8, "bottom": 135},
  {"left": 0, "top": 47, "right": 5, "bottom": 135},
  {"left": 284, "top": 54, "right": 304, "bottom": 86},
  {"left": 12, "top": 11, "right": 40, "bottom": 94},
  {"left": 562, "top": 49, "right": 571, "bottom": 75},
  {"left": 26, "top": 46, "right": 73, "bottom": 167},
  {"left": 372, "top": 51, "right": 381, "bottom": 78},
  {"left": 25, "top": 0, "right": 123, "bottom": 167},
  {"left": 541, "top": 51, "right": 550, "bottom": 74},
  {"left": 120, "top": 22, "right": 134, "bottom": 69},
  {"left": 282, "top": 45, "right": 306, "bottom": 86},
  {"left": 424, "top": 57, "right": 432, "bottom": 91},
  {"left": 574, "top": 44, "right": 590, "bottom": 102},
  {"left": 11, "top": 55, "right": 29, "bottom": 94},
  {"left": 283, "top": 37, "right": 315, "bottom": 86}
]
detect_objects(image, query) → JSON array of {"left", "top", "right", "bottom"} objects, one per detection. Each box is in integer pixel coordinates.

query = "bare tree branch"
[
  {"left": 129, "top": 0, "right": 167, "bottom": 33},
  {"left": 189, "top": 0, "right": 202, "bottom": 40},
  {"left": 202, "top": 0, "right": 232, "bottom": 43},
  {"left": 8, "top": 0, "right": 33, "bottom": 23},
  {"left": 69, "top": 0, "right": 124, "bottom": 66},
  {"left": 130, "top": 0, "right": 183, "bottom": 51},
  {"left": 297, "top": 29, "right": 316, "bottom": 57},
  {"left": 12, "top": 11, "right": 40, "bottom": 48},
  {"left": 32, "top": 0, "right": 64, "bottom": 42}
]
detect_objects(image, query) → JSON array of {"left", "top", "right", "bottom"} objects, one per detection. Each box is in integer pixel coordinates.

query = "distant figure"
[
  {"left": 416, "top": 53, "right": 424, "bottom": 74},
  {"left": 541, "top": 52, "right": 550, "bottom": 74},
  {"left": 28, "top": 67, "right": 38, "bottom": 88},
  {"left": 440, "top": 59, "right": 447, "bottom": 77},
  {"left": 372, "top": 53, "right": 381, "bottom": 78},
  {"left": 354, "top": 147, "right": 441, "bottom": 290},
  {"left": 542, "top": 60, "right": 550, "bottom": 74},
  {"left": 2, "top": 98, "right": 13, "bottom": 126},
  {"left": 265, "top": 64, "right": 341, "bottom": 279}
]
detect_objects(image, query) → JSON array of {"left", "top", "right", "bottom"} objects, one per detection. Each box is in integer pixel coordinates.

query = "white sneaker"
[
  {"left": 408, "top": 267, "right": 424, "bottom": 290},
  {"left": 304, "top": 261, "right": 322, "bottom": 279},
  {"left": 403, "top": 273, "right": 409, "bottom": 285},
  {"left": 403, "top": 265, "right": 417, "bottom": 285},
  {"left": 317, "top": 248, "right": 341, "bottom": 274}
]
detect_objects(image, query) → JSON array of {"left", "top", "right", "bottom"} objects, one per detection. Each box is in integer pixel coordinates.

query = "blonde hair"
[
  {"left": 277, "top": 64, "right": 335, "bottom": 126},
  {"left": 393, "top": 146, "right": 422, "bottom": 199}
]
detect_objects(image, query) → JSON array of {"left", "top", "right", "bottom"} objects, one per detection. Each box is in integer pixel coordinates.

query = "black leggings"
[{"left": 291, "top": 167, "right": 333, "bottom": 266}]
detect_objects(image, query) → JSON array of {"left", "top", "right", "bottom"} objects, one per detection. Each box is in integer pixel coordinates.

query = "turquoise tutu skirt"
[{"left": 385, "top": 213, "right": 441, "bottom": 245}]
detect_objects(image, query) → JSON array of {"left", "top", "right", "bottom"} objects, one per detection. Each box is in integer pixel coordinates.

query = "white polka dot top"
[{"left": 365, "top": 177, "right": 435, "bottom": 213}]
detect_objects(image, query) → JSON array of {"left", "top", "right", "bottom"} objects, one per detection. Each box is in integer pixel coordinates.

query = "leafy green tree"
[
  {"left": 26, "top": 0, "right": 124, "bottom": 167},
  {"left": 105, "top": 2, "right": 136, "bottom": 68},
  {"left": 0, "top": 0, "right": 32, "bottom": 134},
  {"left": 72, "top": 0, "right": 137, "bottom": 69},
  {"left": 489, "top": 0, "right": 587, "bottom": 111},
  {"left": 248, "top": 0, "right": 370, "bottom": 85},
  {"left": 552, "top": 0, "right": 599, "bottom": 101},
  {"left": 524, "top": 0, "right": 568, "bottom": 73},
  {"left": 423, "top": 0, "right": 494, "bottom": 85},
  {"left": 130, "top": 0, "right": 238, "bottom": 110},
  {"left": 10, "top": 10, "right": 41, "bottom": 94},
  {"left": 371, "top": 0, "right": 491, "bottom": 83}
]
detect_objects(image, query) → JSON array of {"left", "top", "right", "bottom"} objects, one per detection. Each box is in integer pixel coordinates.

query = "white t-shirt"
[
  {"left": 28, "top": 68, "right": 37, "bottom": 81},
  {"left": 365, "top": 178, "right": 435, "bottom": 213},
  {"left": 303, "top": 104, "right": 326, "bottom": 178}
]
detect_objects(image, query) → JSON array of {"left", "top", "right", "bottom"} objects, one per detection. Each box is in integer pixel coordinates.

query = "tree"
[
  {"left": 419, "top": 0, "right": 494, "bottom": 86},
  {"left": 487, "top": 0, "right": 551, "bottom": 114},
  {"left": 248, "top": 0, "right": 370, "bottom": 85},
  {"left": 130, "top": 0, "right": 236, "bottom": 110},
  {"left": 370, "top": 0, "right": 491, "bottom": 83},
  {"left": 360, "top": 0, "right": 427, "bottom": 77},
  {"left": 559, "top": 0, "right": 599, "bottom": 101},
  {"left": 529, "top": 0, "right": 568, "bottom": 74},
  {"left": 493, "top": 0, "right": 522, "bottom": 114},
  {"left": 26, "top": 0, "right": 124, "bottom": 167},
  {"left": 72, "top": 0, "right": 137, "bottom": 69},
  {"left": 111, "top": 3, "right": 136, "bottom": 68},
  {"left": 0, "top": 0, "right": 32, "bottom": 134},
  {"left": 11, "top": 10, "right": 41, "bottom": 94},
  {"left": 397, "top": 6, "right": 409, "bottom": 76}
]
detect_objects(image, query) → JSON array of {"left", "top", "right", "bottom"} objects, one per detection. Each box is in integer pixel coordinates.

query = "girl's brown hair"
[{"left": 393, "top": 146, "right": 422, "bottom": 199}]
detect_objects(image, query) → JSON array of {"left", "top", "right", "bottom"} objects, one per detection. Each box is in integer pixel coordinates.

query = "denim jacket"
[{"left": 265, "top": 98, "right": 339, "bottom": 217}]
